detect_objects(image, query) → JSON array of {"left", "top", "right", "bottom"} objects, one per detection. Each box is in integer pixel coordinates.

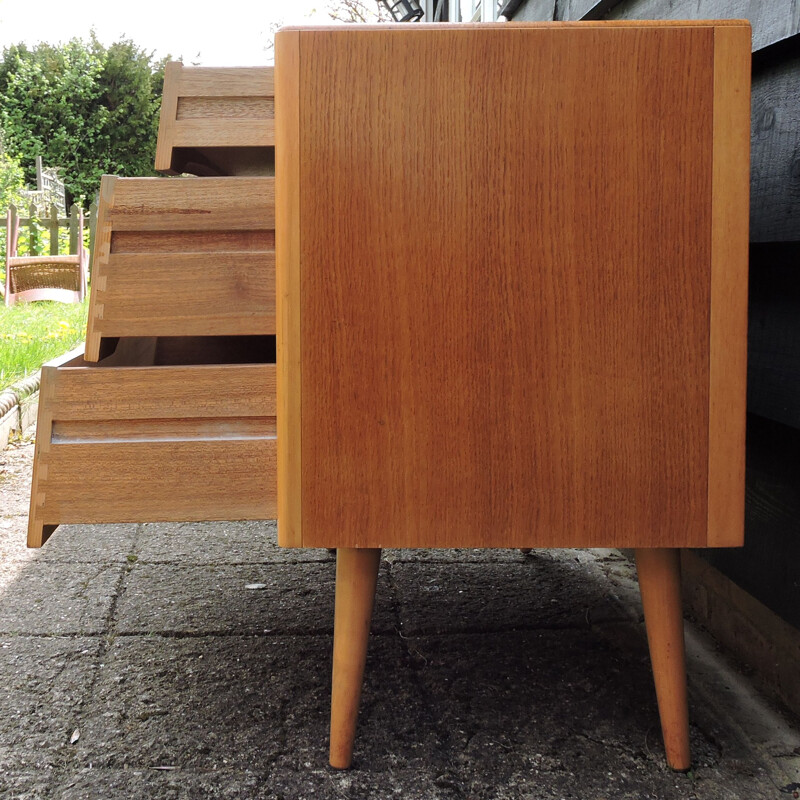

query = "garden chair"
[{"left": 2, "top": 205, "right": 88, "bottom": 306}]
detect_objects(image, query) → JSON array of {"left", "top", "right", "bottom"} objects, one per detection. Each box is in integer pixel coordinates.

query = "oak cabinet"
[{"left": 275, "top": 21, "right": 751, "bottom": 769}]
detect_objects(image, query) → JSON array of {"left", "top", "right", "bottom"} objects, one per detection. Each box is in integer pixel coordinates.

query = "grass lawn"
[{"left": 0, "top": 299, "right": 88, "bottom": 390}]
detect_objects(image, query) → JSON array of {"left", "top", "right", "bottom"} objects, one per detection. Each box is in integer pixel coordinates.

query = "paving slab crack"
[
  {"left": 382, "top": 559, "right": 459, "bottom": 757},
  {"left": 45, "top": 522, "right": 145, "bottom": 797}
]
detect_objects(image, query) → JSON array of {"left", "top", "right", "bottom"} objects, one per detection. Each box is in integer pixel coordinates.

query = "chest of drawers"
[
  {"left": 274, "top": 21, "right": 751, "bottom": 769},
  {"left": 26, "top": 31, "right": 751, "bottom": 774}
]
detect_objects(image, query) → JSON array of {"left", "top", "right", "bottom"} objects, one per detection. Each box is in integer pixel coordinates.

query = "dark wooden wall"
[{"left": 512, "top": 0, "right": 800, "bottom": 631}]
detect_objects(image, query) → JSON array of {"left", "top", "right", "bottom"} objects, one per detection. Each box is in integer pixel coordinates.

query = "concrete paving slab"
[
  {"left": 136, "top": 521, "right": 333, "bottom": 565},
  {"left": 72, "top": 632, "right": 439, "bottom": 782},
  {"left": 0, "top": 770, "right": 52, "bottom": 800},
  {"left": 50, "top": 765, "right": 463, "bottom": 800},
  {"left": 384, "top": 547, "right": 537, "bottom": 564},
  {"left": 0, "top": 564, "right": 121, "bottom": 635},
  {"left": 404, "top": 629, "right": 779, "bottom": 800},
  {"left": 0, "top": 520, "right": 138, "bottom": 565},
  {"left": 0, "top": 518, "right": 29, "bottom": 564},
  {"left": 51, "top": 768, "right": 271, "bottom": 800},
  {"left": 75, "top": 635, "right": 324, "bottom": 773},
  {"left": 390, "top": 560, "right": 633, "bottom": 635},
  {"left": 0, "top": 637, "right": 100, "bottom": 772},
  {"left": 114, "top": 562, "right": 396, "bottom": 636},
  {"left": 264, "top": 767, "right": 463, "bottom": 800},
  {"left": 0, "top": 440, "right": 34, "bottom": 519},
  {"left": 274, "top": 635, "right": 442, "bottom": 773},
  {"left": 385, "top": 547, "right": 635, "bottom": 565}
]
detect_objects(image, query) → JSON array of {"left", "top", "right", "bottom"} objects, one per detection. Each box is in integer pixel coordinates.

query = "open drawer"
[
  {"left": 155, "top": 62, "right": 274, "bottom": 176},
  {"left": 85, "top": 175, "right": 275, "bottom": 361},
  {"left": 28, "top": 337, "right": 276, "bottom": 547}
]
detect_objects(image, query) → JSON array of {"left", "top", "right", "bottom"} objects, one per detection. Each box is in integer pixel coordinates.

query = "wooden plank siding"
[
  {"left": 751, "top": 48, "right": 800, "bottom": 242},
  {"left": 516, "top": 0, "right": 800, "bottom": 52},
  {"left": 704, "top": 414, "right": 800, "bottom": 630},
  {"left": 748, "top": 243, "right": 800, "bottom": 430},
  {"left": 510, "top": 0, "right": 558, "bottom": 20},
  {"left": 603, "top": 1, "right": 799, "bottom": 52}
]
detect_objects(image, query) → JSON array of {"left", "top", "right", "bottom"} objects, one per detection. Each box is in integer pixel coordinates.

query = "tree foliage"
[
  {"left": 0, "top": 130, "right": 25, "bottom": 212},
  {"left": 327, "top": 0, "right": 391, "bottom": 22},
  {"left": 0, "top": 35, "right": 168, "bottom": 205},
  {"left": 0, "top": 130, "right": 25, "bottom": 263}
]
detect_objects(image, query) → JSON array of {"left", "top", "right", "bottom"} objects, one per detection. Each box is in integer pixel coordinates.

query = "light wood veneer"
[
  {"left": 276, "top": 21, "right": 750, "bottom": 771},
  {"left": 156, "top": 62, "right": 275, "bottom": 176},
  {"left": 276, "top": 22, "right": 750, "bottom": 551},
  {"left": 27, "top": 339, "right": 276, "bottom": 547},
  {"left": 85, "top": 176, "right": 275, "bottom": 361}
]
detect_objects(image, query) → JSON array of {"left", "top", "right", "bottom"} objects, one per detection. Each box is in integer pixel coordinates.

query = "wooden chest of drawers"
[
  {"left": 26, "top": 35, "right": 751, "bottom": 774},
  {"left": 28, "top": 65, "right": 277, "bottom": 546},
  {"left": 275, "top": 21, "right": 751, "bottom": 769}
]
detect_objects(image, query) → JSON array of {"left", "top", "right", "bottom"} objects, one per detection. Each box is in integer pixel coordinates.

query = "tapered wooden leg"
[
  {"left": 635, "top": 548, "right": 691, "bottom": 771},
  {"left": 329, "top": 547, "right": 381, "bottom": 769}
]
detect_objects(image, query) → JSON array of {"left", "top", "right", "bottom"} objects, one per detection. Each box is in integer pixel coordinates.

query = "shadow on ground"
[{"left": 1, "top": 437, "right": 798, "bottom": 799}]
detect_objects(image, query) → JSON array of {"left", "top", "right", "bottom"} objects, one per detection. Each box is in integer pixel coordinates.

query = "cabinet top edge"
[{"left": 277, "top": 20, "right": 751, "bottom": 34}]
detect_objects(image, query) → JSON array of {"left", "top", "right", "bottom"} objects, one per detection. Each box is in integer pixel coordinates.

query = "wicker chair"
[{"left": 2, "top": 207, "right": 88, "bottom": 307}]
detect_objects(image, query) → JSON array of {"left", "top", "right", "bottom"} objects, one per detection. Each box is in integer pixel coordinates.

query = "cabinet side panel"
[
  {"left": 276, "top": 30, "right": 303, "bottom": 546},
  {"left": 300, "top": 27, "right": 714, "bottom": 549},
  {"left": 707, "top": 24, "right": 751, "bottom": 547}
]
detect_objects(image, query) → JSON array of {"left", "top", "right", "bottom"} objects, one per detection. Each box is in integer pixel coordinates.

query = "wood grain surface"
[
  {"left": 707, "top": 24, "right": 750, "bottom": 547},
  {"left": 27, "top": 345, "right": 276, "bottom": 546},
  {"left": 276, "top": 30, "right": 303, "bottom": 547},
  {"left": 156, "top": 62, "right": 274, "bottom": 175},
  {"left": 278, "top": 24, "right": 750, "bottom": 549},
  {"left": 176, "top": 97, "right": 274, "bottom": 120},
  {"left": 85, "top": 176, "right": 275, "bottom": 360}
]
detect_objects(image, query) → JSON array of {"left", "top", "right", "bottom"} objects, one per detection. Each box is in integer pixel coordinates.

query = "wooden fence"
[{"left": 7, "top": 201, "right": 97, "bottom": 261}]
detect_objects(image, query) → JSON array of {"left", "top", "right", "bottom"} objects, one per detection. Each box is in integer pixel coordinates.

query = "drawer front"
[
  {"left": 156, "top": 62, "right": 274, "bottom": 175},
  {"left": 28, "top": 355, "right": 276, "bottom": 545},
  {"left": 37, "top": 439, "right": 275, "bottom": 524},
  {"left": 85, "top": 176, "right": 275, "bottom": 361}
]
